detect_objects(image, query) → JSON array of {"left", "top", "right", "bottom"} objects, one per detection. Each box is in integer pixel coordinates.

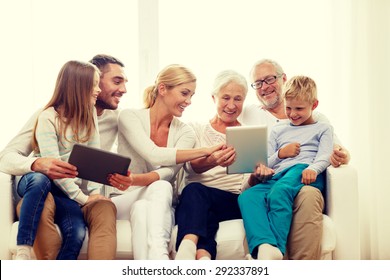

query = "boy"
[{"left": 238, "top": 75, "right": 333, "bottom": 260}]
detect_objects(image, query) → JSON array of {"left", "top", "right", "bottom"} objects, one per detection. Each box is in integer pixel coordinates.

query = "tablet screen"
[
  {"left": 226, "top": 125, "right": 268, "bottom": 174},
  {"left": 68, "top": 144, "right": 131, "bottom": 185}
]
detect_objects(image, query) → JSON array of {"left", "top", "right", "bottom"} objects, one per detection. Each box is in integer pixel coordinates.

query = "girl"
[{"left": 16, "top": 60, "right": 106, "bottom": 259}]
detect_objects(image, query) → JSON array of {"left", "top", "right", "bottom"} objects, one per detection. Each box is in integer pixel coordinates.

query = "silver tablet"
[
  {"left": 68, "top": 144, "right": 131, "bottom": 185},
  {"left": 226, "top": 125, "right": 268, "bottom": 174}
]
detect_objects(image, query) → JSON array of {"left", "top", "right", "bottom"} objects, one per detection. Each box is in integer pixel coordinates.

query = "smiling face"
[
  {"left": 213, "top": 81, "right": 246, "bottom": 125},
  {"left": 251, "top": 62, "right": 286, "bottom": 109},
  {"left": 160, "top": 81, "right": 196, "bottom": 117},
  {"left": 285, "top": 98, "right": 318, "bottom": 126},
  {"left": 91, "top": 71, "right": 101, "bottom": 105},
  {"left": 95, "top": 63, "right": 128, "bottom": 115}
]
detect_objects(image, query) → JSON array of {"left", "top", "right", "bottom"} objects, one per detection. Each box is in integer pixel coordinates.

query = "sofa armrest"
[
  {"left": 0, "top": 172, "right": 14, "bottom": 260},
  {"left": 326, "top": 165, "right": 360, "bottom": 259}
]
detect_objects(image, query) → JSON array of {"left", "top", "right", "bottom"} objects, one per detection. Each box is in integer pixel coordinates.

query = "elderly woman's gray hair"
[{"left": 211, "top": 70, "right": 248, "bottom": 97}]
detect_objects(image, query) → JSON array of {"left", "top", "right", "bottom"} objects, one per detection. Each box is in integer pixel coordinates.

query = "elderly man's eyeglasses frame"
[{"left": 250, "top": 75, "right": 282, "bottom": 90}]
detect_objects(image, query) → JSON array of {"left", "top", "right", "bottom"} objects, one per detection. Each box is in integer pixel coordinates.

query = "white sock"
[
  {"left": 198, "top": 256, "right": 211, "bottom": 260},
  {"left": 175, "top": 239, "right": 197, "bottom": 260},
  {"left": 15, "top": 245, "right": 32, "bottom": 260},
  {"left": 257, "top": 243, "right": 283, "bottom": 260}
]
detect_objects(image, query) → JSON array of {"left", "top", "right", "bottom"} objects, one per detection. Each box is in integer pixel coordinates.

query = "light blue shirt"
[{"left": 268, "top": 122, "right": 333, "bottom": 175}]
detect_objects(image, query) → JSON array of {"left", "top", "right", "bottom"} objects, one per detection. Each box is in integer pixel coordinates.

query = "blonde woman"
[{"left": 108, "top": 64, "right": 222, "bottom": 260}]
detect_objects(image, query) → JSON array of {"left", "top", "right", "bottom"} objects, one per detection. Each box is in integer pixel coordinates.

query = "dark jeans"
[
  {"left": 175, "top": 182, "right": 242, "bottom": 259},
  {"left": 17, "top": 172, "right": 86, "bottom": 260},
  {"left": 17, "top": 173, "right": 51, "bottom": 246}
]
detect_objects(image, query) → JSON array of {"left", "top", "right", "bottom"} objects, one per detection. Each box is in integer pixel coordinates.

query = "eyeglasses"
[{"left": 250, "top": 75, "right": 281, "bottom": 90}]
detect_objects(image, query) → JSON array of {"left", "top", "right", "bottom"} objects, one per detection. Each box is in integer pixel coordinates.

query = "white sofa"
[{"left": 0, "top": 165, "right": 360, "bottom": 260}]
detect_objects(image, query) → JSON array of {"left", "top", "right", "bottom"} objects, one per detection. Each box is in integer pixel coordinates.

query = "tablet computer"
[
  {"left": 68, "top": 144, "right": 131, "bottom": 185},
  {"left": 226, "top": 125, "right": 268, "bottom": 174}
]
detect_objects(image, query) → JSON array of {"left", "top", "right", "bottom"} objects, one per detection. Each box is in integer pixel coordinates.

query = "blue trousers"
[
  {"left": 17, "top": 173, "right": 51, "bottom": 246},
  {"left": 175, "top": 183, "right": 242, "bottom": 259},
  {"left": 17, "top": 172, "right": 86, "bottom": 260},
  {"left": 238, "top": 164, "right": 325, "bottom": 257}
]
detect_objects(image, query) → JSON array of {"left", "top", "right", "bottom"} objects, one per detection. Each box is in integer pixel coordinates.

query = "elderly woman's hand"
[{"left": 206, "top": 146, "right": 236, "bottom": 167}]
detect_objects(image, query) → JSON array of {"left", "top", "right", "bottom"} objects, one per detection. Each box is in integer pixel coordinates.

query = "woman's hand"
[
  {"left": 108, "top": 171, "right": 133, "bottom": 191},
  {"left": 206, "top": 146, "right": 236, "bottom": 167},
  {"left": 205, "top": 143, "right": 225, "bottom": 156}
]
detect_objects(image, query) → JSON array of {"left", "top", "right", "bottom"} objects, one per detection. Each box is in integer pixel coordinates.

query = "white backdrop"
[{"left": 0, "top": 0, "right": 389, "bottom": 259}]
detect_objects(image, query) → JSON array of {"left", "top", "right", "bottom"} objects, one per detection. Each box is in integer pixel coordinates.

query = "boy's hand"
[
  {"left": 301, "top": 169, "right": 317, "bottom": 185},
  {"left": 248, "top": 163, "right": 275, "bottom": 186},
  {"left": 278, "top": 143, "right": 300, "bottom": 159}
]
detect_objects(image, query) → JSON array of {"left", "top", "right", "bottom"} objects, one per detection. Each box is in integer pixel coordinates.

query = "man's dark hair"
[{"left": 89, "top": 54, "right": 125, "bottom": 72}]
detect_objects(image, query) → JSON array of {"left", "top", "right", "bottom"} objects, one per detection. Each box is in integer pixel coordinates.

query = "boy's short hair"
[{"left": 283, "top": 75, "right": 317, "bottom": 104}]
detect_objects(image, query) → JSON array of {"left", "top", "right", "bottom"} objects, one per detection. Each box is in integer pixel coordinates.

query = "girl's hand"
[{"left": 108, "top": 170, "right": 133, "bottom": 191}]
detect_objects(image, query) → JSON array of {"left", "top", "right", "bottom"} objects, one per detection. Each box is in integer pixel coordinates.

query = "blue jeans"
[
  {"left": 17, "top": 172, "right": 86, "bottom": 260},
  {"left": 51, "top": 184, "right": 86, "bottom": 260},
  {"left": 17, "top": 172, "right": 51, "bottom": 246}
]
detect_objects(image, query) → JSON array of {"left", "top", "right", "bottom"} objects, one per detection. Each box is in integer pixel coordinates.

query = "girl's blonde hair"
[
  {"left": 283, "top": 75, "right": 317, "bottom": 104},
  {"left": 143, "top": 64, "right": 196, "bottom": 108},
  {"left": 32, "top": 60, "right": 100, "bottom": 151}
]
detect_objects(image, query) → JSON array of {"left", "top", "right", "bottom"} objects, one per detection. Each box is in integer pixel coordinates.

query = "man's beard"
[
  {"left": 95, "top": 99, "right": 116, "bottom": 110},
  {"left": 259, "top": 95, "right": 280, "bottom": 110}
]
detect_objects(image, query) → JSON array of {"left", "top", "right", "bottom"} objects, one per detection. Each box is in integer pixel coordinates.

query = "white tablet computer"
[
  {"left": 226, "top": 125, "right": 268, "bottom": 174},
  {"left": 68, "top": 144, "right": 131, "bottom": 185}
]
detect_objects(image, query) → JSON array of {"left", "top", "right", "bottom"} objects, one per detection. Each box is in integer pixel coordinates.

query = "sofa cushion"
[{"left": 10, "top": 215, "right": 336, "bottom": 260}]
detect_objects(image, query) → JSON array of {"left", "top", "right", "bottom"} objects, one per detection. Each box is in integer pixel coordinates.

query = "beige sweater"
[{"left": 184, "top": 122, "right": 249, "bottom": 194}]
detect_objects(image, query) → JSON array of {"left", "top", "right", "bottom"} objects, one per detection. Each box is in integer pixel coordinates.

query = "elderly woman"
[{"left": 174, "top": 70, "right": 249, "bottom": 260}]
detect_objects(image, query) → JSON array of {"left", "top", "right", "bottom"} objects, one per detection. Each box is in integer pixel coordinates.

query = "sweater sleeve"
[
  {"left": 267, "top": 127, "right": 283, "bottom": 169},
  {"left": 313, "top": 111, "right": 341, "bottom": 146},
  {"left": 306, "top": 124, "right": 333, "bottom": 174},
  {"left": 153, "top": 120, "right": 196, "bottom": 181},
  {"left": 35, "top": 109, "right": 89, "bottom": 205},
  {"left": 85, "top": 111, "right": 104, "bottom": 196},
  {"left": 0, "top": 110, "right": 41, "bottom": 175},
  {"left": 118, "top": 109, "right": 177, "bottom": 166}
]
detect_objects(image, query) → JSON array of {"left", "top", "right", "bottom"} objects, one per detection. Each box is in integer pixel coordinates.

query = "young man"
[
  {"left": 0, "top": 54, "right": 128, "bottom": 259},
  {"left": 239, "top": 59, "right": 350, "bottom": 260}
]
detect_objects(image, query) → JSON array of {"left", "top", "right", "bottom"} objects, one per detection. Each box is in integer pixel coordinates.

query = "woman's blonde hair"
[
  {"left": 32, "top": 60, "right": 100, "bottom": 151},
  {"left": 283, "top": 75, "right": 317, "bottom": 104},
  {"left": 143, "top": 64, "right": 196, "bottom": 108}
]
